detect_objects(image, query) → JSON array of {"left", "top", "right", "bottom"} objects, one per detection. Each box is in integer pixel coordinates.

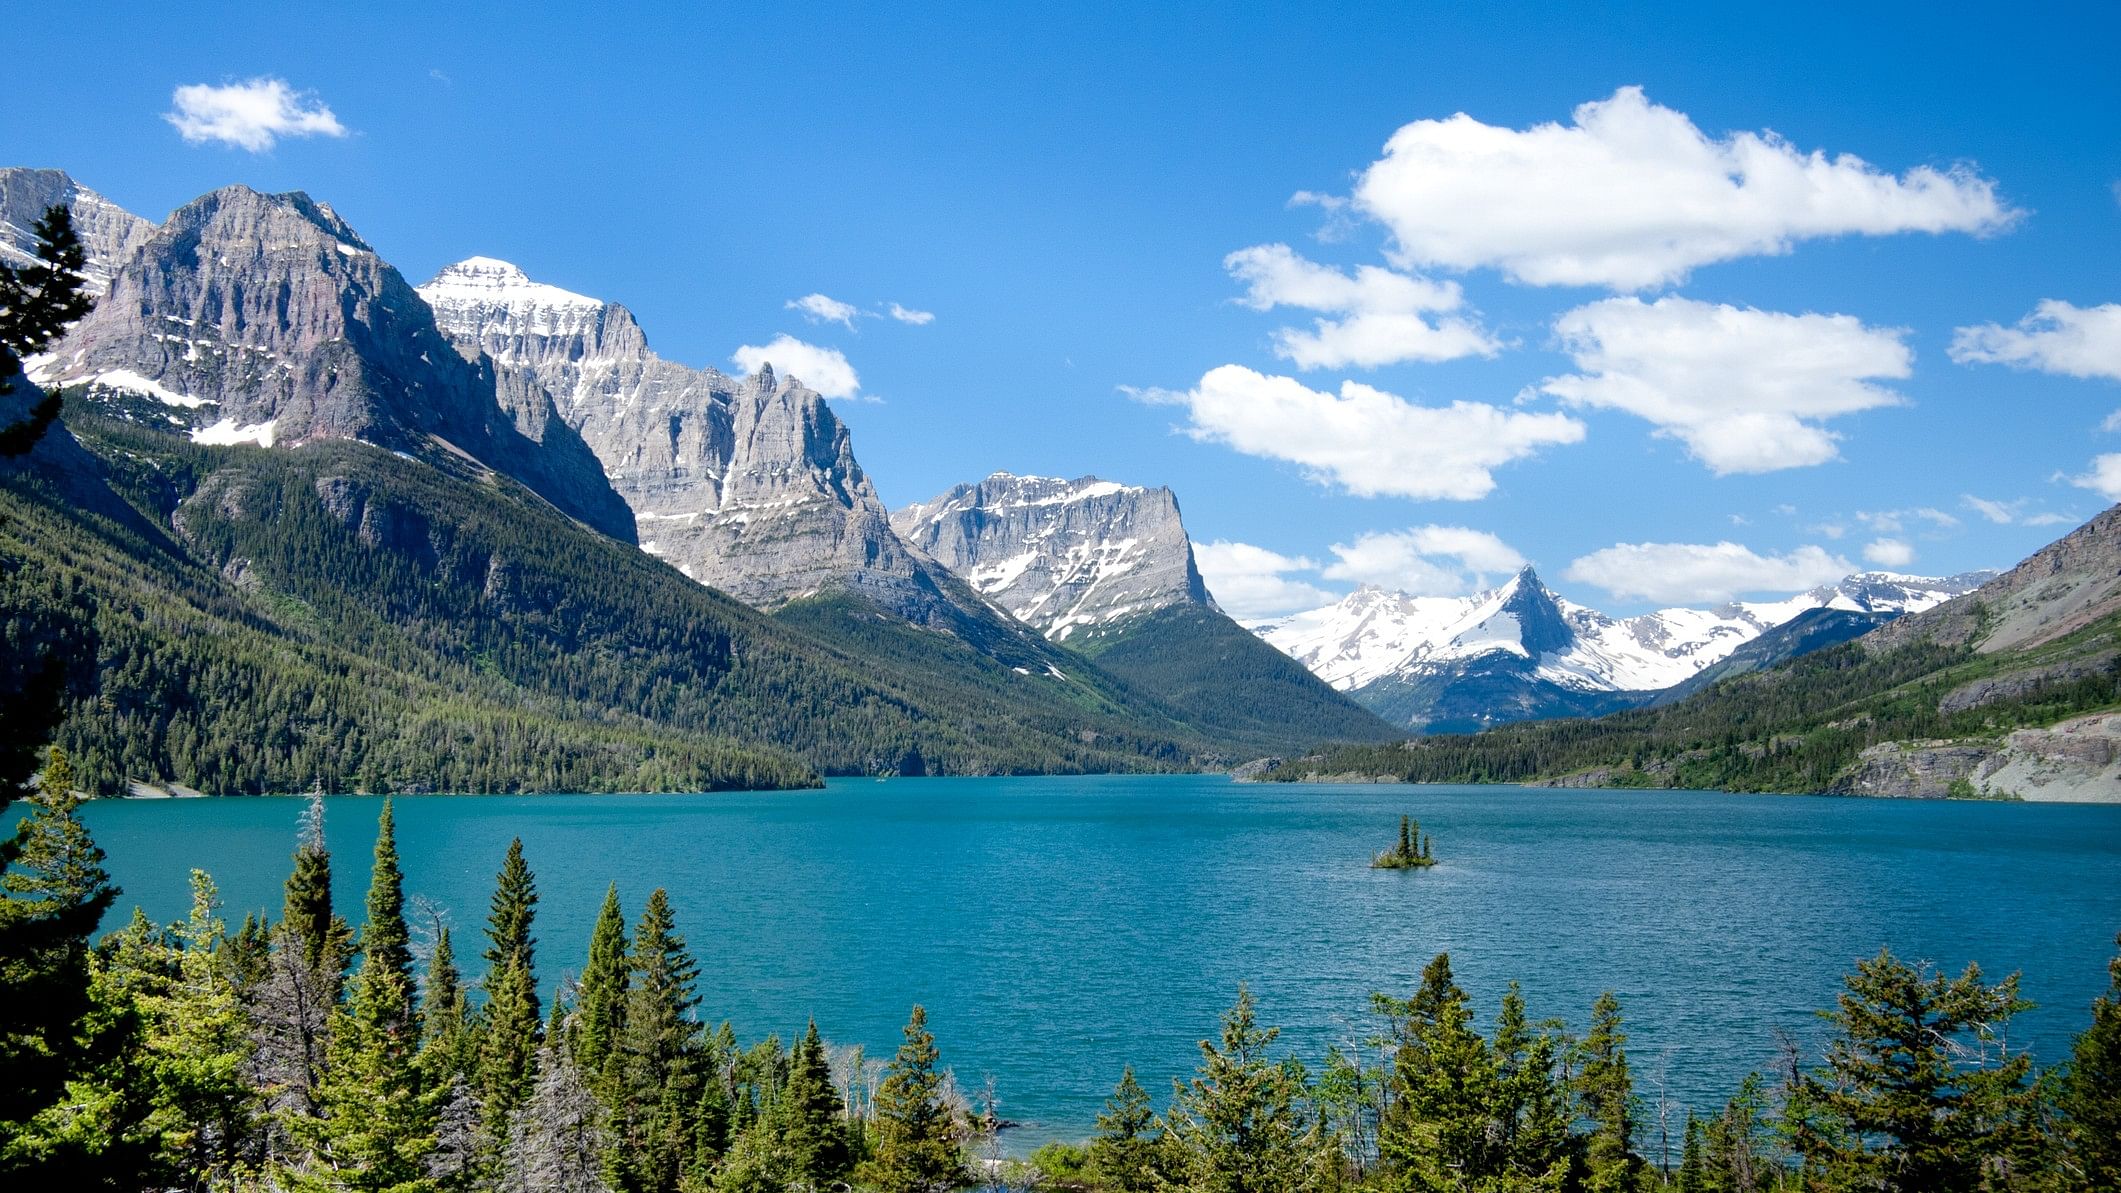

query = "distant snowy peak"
[
  {"left": 418, "top": 256, "right": 649, "bottom": 366},
  {"left": 894, "top": 471, "right": 1214, "bottom": 639},
  {"left": 1256, "top": 567, "right": 1994, "bottom": 697}
]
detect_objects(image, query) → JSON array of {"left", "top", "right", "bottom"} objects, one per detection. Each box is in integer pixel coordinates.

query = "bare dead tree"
[{"left": 502, "top": 1045, "right": 611, "bottom": 1193}]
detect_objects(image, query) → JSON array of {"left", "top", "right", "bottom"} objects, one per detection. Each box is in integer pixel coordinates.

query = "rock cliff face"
[
  {"left": 0, "top": 167, "right": 155, "bottom": 294},
  {"left": 419, "top": 258, "right": 958, "bottom": 617},
  {"left": 1869, "top": 505, "right": 2121, "bottom": 655},
  {"left": 892, "top": 472, "right": 1215, "bottom": 640},
  {"left": 25, "top": 184, "right": 632, "bottom": 540}
]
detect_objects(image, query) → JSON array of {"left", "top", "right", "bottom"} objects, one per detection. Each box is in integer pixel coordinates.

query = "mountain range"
[
  {"left": 0, "top": 166, "right": 1393, "bottom": 793},
  {"left": 1251, "top": 568, "right": 1993, "bottom": 732}
]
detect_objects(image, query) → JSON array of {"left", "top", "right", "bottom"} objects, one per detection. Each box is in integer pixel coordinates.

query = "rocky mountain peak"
[
  {"left": 893, "top": 471, "right": 1215, "bottom": 640},
  {"left": 27, "top": 178, "right": 633, "bottom": 540},
  {"left": 0, "top": 167, "right": 156, "bottom": 294}
]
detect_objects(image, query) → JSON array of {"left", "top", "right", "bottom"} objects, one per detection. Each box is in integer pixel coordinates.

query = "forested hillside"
[{"left": 0, "top": 410, "right": 1250, "bottom": 794}]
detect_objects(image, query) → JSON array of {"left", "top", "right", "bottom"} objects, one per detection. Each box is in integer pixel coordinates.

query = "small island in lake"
[{"left": 1373, "top": 814, "right": 1436, "bottom": 869}]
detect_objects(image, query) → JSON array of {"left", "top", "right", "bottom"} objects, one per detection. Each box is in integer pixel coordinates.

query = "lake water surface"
[{"left": 80, "top": 776, "right": 2121, "bottom": 1148}]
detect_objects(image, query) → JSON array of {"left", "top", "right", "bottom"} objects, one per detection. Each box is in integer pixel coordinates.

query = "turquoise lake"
[{"left": 79, "top": 776, "right": 2121, "bottom": 1149}]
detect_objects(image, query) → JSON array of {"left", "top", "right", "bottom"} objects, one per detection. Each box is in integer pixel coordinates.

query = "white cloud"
[
  {"left": 1222, "top": 243, "right": 1498, "bottom": 369},
  {"left": 887, "top": 302, "right": 935, "bottom": 326},
  {"left": 165, "top": 78, "right": 347, "bottom": 152},
  {"left": 1193, "top": 541, "right": 1337, "bottom": 620},
  {"left": 1565, "top": 540, "right": 1854, "bottom": 604},
  {"left": 1855, "top": 507, "right": 1957, "bottom": 534},
  {"left": 2071, "top": 453, "right": 2121, "bottom": 503},
  {"left": 1343, "top": 86, "right": 2013, "bottom": 291},
  {"left": 2103, "top": 409, "right": 2121, "bottom": 432},
  {"left": 2024, "top": 511, "right": 2079, "bottom": 527},
  {"left": 1542, "top": 295, "right": 1911, "bottom": 474},
  {"left": 1863, "top": 538, "right": 1916, "bottom": 568},
  {"left": 1950, "top": 300, "right": 2121, "bottom": 382},
  {"left": 1321, "top": 526, "right": 1527, "bottom": 594},
  {"left": 1962, "top": 494, "right": 2019, "bottom": 524},
  {"left": 1145, "top": 364, "right": 1584, "bottom": 500},
  {"left": 731, "top": 334, "right": 862, "bottom": 400},
  {"left": 787, "top": 293, "right": 861, "bottom": 328}
]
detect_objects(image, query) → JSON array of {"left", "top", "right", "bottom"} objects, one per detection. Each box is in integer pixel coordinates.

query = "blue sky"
[{"left": 10, "top": 1, "right": 2120, "bottom": 616}]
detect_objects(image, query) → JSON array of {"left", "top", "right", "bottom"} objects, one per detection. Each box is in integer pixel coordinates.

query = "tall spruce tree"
[
  {"left": 1087, "top": 1066, "right": 1159, "bottom": 1193},
  {"left": 781, "top": 1020, "right": 852, "bottom": 1191},
  {"left": 2056, "top": 932, "right": 2120, "bottom": 1191},
  {"left": 284, "top": 793, "right": 352, "bottom": 992},
  {"left": 477, "top": 840, "right": 542, "bottom": 1156},
  {"left": 1574, "top": 992, "right": 1644, "bottom": 1193},
  {"left": 420, "top": 926, "right": 473, "bottom": 1084},
  {"left": 604, "top": 888, "right": 700, "bottom": 1193},
  {"left": 572, "top": 885, "right": 629, "bottom": 1081},
  {"left": 1380, "top": 992, "right": 1503, "bottom": 1190},
  {"left": 858, "top": 1004, "right": 968, "bottom": 1193},
  {"left": 288, "top": 800, "right": 437, "bottom": 1191}
]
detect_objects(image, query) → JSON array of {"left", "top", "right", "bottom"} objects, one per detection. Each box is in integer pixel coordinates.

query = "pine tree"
[
  {"left": 781, "top": 1020, "right": 852, "bottom": 1191},
  {"left": 420, "top": 926, "right": 473, "bottom": 1085},
  {"left": 1380, "top": 993, "right": 1502, "bottom": 1189},
  {"left": 1702, "top": 1073, "right": 1773, "bottom": 1193},
  {"left": 0, "top": 204, "right": 94, "bottom": 455},
  {"left": 572, "top": 885, "right": 629, "bottom": 1081},
  {"left": 141, "top": 871, "right": 258, "bottom": 1185},
  {"left": 1087, "top": 1066, "right": 1159, "bottom": 1193},
  {"left": 2056, "top": 932, "right": 2120, "bottom": 1191},
  {"left": 858, "top": 1004, "right": 969, "bottom": 1193},
  {"left": 1795, "top": 948, "right": 2037, "bottom": 1193},
  {"left": 1676, "top": 1114, "right": 1705, "bottom": 1193},
  {"left": 1162, "top": 987, "right": 1311, "bottom": 1193},
  {"left": 1575, "top": 992, "right": 1644, "bottom": 1193},
  {"left": 604, "top": 888, "right": 700, "bottom": 1193},
  {"left": 287, "top": 800, "right": 437, "bottom": 1191},
  {"left": 0, "top": 746, "right": 121, "bottom": 1178},
  {"left": 284, "top": 792, "right": 352, "bottom": 992},
  {"left": 477, "top": 840, "right": 543, "bottom": 1156}
]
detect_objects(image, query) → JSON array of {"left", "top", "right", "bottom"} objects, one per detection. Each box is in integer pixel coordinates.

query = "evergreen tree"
[
  {"left": 0, "top": 204, "right": 94, "bottom": 455},
  {"left": 572, "top": 885, "right": 629, "bottom": 1081},
  {"left": 1701, "top": 1073, "right": 1773, "bottom": 1193},
  {"left": 604, "top": 888, "right": 700, "bottom": 1193},
  {"left": 1162, "top": 987, "right": 1312, "bottom": 1193},
  {"left": 1574, "top": 992, "right": 1644, "bottom": 1193},
  {"left": 287, "top": 800, "right": 437, "bottom": 1191},
  {"left": 1088, "top": 1066, "right": 1159, "bottom": 1193},
  {"left": 420, "top": 926, "right": 473, "bottom": 1084},
  {"left": 2055, "top": 932, "right": 2120, "bottom": 1191},
  {"left": 781, "top": 1020, "right": 853, "bottom": 1190},
  {"left": 1490, "top": 984, "right": 1573, "bottom": 1187},
  {"left": 284, "top": 792, "right": 352, "bottom": 991},
  {"left": 858, "top": 1004, "right": 969, "bottom": 1193},
  {"left": 140, "top": 871, "right": 258, "bottom": 1186},
  {"left": 0, "top": 746, "right": 121, "bottom": 1178},
  {"left": 477, "top": 840, "right": 543, "bottom": 1157},
  {"left": 1795, "top": 948, "right": 2037, "bottom": 1193},
  {"left": 1379, "top": 993, "right": 1503, "bottom": 1190},
  {"left": 1676, "top": 1114, "right": 1705, "bottom": 1193}
]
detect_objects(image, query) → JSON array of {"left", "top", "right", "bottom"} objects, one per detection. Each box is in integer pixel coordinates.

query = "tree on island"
[{"left": 1373, "top": 815, "right": 1436, "bottom": 869}]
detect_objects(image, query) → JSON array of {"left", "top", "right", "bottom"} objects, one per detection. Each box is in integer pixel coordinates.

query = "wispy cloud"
[
  {"left": 1950, "top": 300, "right": 2121, "bottom": 382},
  {"left": 887, "top": 302, "right": 935, "bottom": 326},
  {"left": 1565, "top": 540, "right": 1853, "bottom": 604},
  {"left": 165, "top": 77, "right": 347, "bottom": 152},
  {"left": 787, "top": 293, "right": 861, "bottom": 328}
]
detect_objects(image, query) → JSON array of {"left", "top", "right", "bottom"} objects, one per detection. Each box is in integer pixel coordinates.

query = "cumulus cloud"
[
  {"left": 2071, "top": 454, "right": 2121, "bottom": 503},
  {"left": 887, "top": 302, "right": 935, "bottom": 326},
  {"left": 1950, "top": 300, "right": 2121, "bottom": 381},
  {"left": 1564, "top": 540, "right": 1853, "bottom": 605},
  {"left": 1222, "top": 243, "right": 1498, "bottom": 369},
  {"left": 1321, "top": 526, "right": 1526, "bottom": 594},
  {"left": 1542, "top": 295, "right": 1911, "bottom": 474},
  {"left": 1194, "top": 541, "right": 1338, "bottom": 620},
  {"left": 1863, "top": 538, "right": 1916, "bottom": 568},
  {"left": 1142, "top": 364, "right": 1584, "bottom": 500},
  {"left": 787, "top": 293, "right": 861, "bottom": 327},
  {"left": 1341, "top": 86, "right": 2013, "bottom": 291},
  {"left": 165, "top": 78, "right": 347, "bottom": 151},
  {"left": 730, "top": 335, "right": 863, "bottom": 400}
]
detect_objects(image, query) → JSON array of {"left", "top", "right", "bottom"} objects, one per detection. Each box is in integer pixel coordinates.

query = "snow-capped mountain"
[
  {"left": 419, "top": 257, "right": 967, "bottom": 621},
  {"left": 893, "top": 472, "right": 1215, "bottom": 640},
  {"left": 0, "top": 167, "right": 154, "bottom": 294},
  {"left": 1253, "top": 567, "right": 1993, "bottom": 731}
]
